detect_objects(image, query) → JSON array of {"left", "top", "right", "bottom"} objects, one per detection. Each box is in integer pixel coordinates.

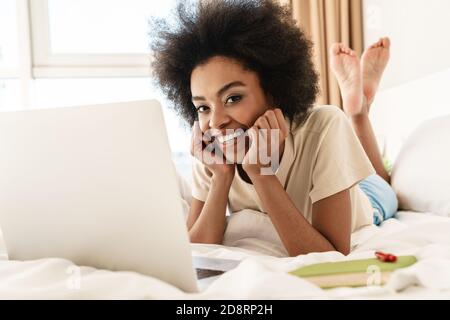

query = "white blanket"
[{"left": 1, "top": 211, "right": 450, "bottom": 299}]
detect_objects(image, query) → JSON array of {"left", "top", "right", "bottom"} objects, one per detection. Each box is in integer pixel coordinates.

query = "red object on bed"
[{"left": 375, "top": 251, "right": 398, "bottom": 262}]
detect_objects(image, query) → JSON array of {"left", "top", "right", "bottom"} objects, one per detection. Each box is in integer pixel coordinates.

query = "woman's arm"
[
  {"left": 249, "top": 173, "right": 351, "bottom": 256},
  {"left": 187, "top": 173, "right": 233, "bottom": 244},
  {"left": 242, "top": 108, "right": 352, "bottom": 256},
  {"left": 188, "top": 122, "right": 235, "bottom": 244}
]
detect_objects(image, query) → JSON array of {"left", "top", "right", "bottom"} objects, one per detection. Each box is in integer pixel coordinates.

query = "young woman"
[{"left": 150, "top": 0, "right": 398, "bottom": 257}]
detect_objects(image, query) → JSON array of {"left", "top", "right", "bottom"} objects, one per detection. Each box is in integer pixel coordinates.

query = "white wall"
[
  {"left": 362, "top": 0, "right": 450, "bottom": 163},
  {"left": 369, "top": 68, "right": 450, "bottom": 162},
  {"left": 363, "top": 0, "right": 450, "bottom": 90}
]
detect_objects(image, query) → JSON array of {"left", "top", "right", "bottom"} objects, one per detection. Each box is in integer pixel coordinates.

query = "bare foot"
[
  {"left": 361, "top": 37, "right": 391, "bottom": 110},
  {"left": 330, "top": 43, "right": 364, "bottom": 117}
]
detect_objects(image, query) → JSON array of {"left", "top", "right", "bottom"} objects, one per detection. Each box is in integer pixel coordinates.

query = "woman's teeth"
[{"left": 217, "top": 130, "right": 245, "bottom": 144}]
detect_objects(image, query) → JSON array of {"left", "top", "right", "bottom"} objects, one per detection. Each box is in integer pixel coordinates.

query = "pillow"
[{"left": 391, "top": 115, "right": 450, "bottom": 216}]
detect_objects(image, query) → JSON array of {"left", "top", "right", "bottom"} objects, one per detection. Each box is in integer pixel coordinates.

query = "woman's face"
[{"left": 190, "top": 56, "right": 271, "bottom": 162}]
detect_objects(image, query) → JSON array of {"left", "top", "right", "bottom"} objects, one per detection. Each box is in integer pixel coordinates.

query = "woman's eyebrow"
[
  {"left": 216, "top": 81, "right": 246, "bottom": 97},
  {"left": 192, "top": 81, "right": 246, "bottom": 102}
]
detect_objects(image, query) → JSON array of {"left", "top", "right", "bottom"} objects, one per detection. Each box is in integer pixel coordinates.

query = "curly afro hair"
[{"left": 150, "top": 0, "right": 319, "bottom": 127}]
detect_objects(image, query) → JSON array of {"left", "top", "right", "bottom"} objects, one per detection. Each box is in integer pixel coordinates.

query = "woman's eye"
[
  {"left": 225, "top": 95, "right": 242, "bottom": 104},
  {"left": 196, "top": 105, "right": 209, "bottom": 113}
]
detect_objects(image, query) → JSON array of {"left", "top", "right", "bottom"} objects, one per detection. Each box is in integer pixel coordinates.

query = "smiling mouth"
[{"left": 216, "top": 130, "right": 247, "bottom": 144}]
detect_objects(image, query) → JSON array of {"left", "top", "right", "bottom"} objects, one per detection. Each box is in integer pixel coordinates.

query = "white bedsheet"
[{"left": 1, "top": 211, "right": 450, "bottom": 299}]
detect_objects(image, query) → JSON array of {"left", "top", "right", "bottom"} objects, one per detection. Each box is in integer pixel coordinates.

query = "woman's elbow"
[
  {"left": 188, "top": 229, "right": 223, "bottom": 245},
  {"left": 336, "top": 243, "right": 351, "bottom": 256},
  {"left": 285, "top": 242, "right": 350, "bottom": 257}
]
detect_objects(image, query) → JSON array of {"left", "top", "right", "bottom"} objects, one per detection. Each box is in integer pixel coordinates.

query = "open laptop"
[{"left": 0, "top": 100, "right": 239, "bottom": 293}]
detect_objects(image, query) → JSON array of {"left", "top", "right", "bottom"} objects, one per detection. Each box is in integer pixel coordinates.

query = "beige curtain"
[{"left": 280, "top": 0, "right": 364, "bottom": 108}]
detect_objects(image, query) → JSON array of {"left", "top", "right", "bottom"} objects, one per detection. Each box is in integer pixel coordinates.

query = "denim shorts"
[{"left": 358, "top": 174, "right": 398, "bottom": 225}]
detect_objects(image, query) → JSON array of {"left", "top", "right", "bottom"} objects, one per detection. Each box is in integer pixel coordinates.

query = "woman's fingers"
[
  {"left": 191, "top": 121, "right": 209, "bottom": 161},
  {"left": 246, "top": 126, "right": 259, "bottom": 153},
  {"left": 264, "top": 110, "right": 281, "bottom": 153},
  {"left": 274, "top": 108, "right": 289, "bottom": 139},
  {"left": 264, "top": 109, "right": 279, "bottom": 130},
  {"left": 247, "top": 126, "right": 258, "bottom": 144},
  {"left": 256, "top": 114, "right": 271, "bottom": 141},
  {"left": 255, "top": 114, "right": 270, "bottom": 130}
]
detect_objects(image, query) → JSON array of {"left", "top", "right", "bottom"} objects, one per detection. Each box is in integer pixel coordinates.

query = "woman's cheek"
[
  {"left": 245, "top": 101, "right": 270, "bottom": 126},
  {"left": 230, "top": 103, "right": 261, "bottom": 128}
]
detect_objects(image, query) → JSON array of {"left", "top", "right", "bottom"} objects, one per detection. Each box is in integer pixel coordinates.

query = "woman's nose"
[{"left": 209, "top": 106, "right": 231, "bottom": 129}]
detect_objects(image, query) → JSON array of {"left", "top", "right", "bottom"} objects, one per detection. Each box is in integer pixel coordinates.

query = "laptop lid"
[{"left": 0, "top": 100, "right": 198, "bottom": 293}]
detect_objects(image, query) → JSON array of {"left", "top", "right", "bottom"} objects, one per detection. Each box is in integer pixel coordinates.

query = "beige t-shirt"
[{"left": 191, "top": 105, "right": 376, "bottom": 232}]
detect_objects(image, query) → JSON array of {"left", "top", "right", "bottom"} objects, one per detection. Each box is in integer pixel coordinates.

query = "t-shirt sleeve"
[
  {"left": 309, "top": 109, "right": 376, "bottom": 203},
  {"left": 191, "top": 156, "right": 212, "bottom": 202}
]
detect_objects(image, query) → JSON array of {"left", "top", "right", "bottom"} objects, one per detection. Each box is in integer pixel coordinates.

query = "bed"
[
  {"left": 1, "top": 80, "right": 450, "bottom": 299},
  {"left": 1, "top": 210, "right": 449, "bottom": 299}
]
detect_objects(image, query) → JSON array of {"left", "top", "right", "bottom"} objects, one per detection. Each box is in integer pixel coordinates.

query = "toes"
[
  {"left": 344, "top": 47, "right": 356, "bottom": 56},
  {"left": 340, "top": 44, "right": 354, "bottom": 55},
  {"left": 370, "top": 38, "right": 383, "bottom": 49},
  {"left": 368, "top": 37, "right": 391, "bottom": 50},
  {"left": 341, "top": 44, "right": 350, "bottom": 53},
  {"left": 382, "top": 37, "right": 391, "bottom": 49},
  {"left": 331, "top": 43, "right": 357, "bottom": 56},
  {"left": 330, "top": 43, "right": 342, "bottom": 55}
]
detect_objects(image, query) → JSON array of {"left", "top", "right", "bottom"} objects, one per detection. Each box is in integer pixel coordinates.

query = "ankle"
[
  {"left": 349, "top": 110, "right": 369, "bottom": 125},
  {"left": 363, "top": 96, "right": 373, "bottom": 112},
  {"left": 342, "top": 95, "right": 364, "bottom": 118}
]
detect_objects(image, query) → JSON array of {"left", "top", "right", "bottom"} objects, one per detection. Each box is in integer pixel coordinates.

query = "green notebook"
[{"left": 289, "top": 256, "right": 417, "bottom": 289}]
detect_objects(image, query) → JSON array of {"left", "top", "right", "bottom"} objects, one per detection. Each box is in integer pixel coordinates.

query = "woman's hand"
[
  {"left": 242, "top": 108, "right": 289, "bottom": 177},
  {"left": 191, "top": 122, "right": 235, "bottom": 179}
]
